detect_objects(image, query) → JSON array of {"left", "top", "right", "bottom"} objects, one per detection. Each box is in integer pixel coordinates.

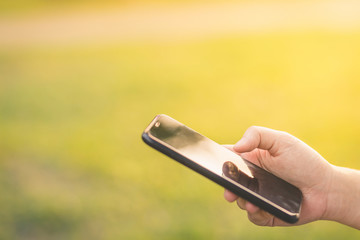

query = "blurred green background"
[{"left": 1, "top": 0, "right": 360, "bottom": 239}]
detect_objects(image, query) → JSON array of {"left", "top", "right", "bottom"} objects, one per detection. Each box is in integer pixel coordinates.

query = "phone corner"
[
  {"left": 286, "top": 213, "right": 300, "bottom": 224},
  {"left": 141, "top": 131, "right": 149, "bottom": 143}
]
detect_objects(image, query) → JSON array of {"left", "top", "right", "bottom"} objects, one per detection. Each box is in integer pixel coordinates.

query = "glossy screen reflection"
[{"left": 149, "top": 115, "right": 302, "bottom": 214}]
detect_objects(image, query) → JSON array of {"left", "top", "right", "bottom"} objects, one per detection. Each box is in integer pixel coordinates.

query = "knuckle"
[
  {"left": 247, "top": 125, "right": 260, "bottom": 132},
  {"left": 248, "top": 216, "right": 268, "bottom": 226}
]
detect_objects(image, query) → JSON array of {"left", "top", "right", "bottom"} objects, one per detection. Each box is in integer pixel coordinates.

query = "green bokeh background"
[{"left": 1, "top": 1, "right": 360, "bottom": 239}]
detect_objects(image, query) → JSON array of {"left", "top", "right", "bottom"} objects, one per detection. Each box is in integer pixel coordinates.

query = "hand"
[{"left": 224, "top": 126, "right": 334, "bottom": 226}]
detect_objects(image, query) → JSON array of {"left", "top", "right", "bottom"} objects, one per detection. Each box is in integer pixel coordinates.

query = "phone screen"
[{"left": 146, "top": 115, "right": 302, "bottom": 215}]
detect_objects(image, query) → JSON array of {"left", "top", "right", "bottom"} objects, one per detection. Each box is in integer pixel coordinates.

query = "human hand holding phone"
[
  {"left": 224, "top": 126, "right": 360, "bottom": 229},
  {"left": 143, "top": 115, "right": 302, "bottom": 223},
  {"left": 143, "top": 115, "right": 360, "bottom": 229}
]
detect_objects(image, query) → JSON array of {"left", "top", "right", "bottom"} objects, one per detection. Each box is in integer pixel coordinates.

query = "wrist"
[{"left": 322, "top": 165, "right": 360, "bottom": 229}]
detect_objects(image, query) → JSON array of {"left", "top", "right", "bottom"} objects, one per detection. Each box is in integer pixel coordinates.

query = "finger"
[
  {"left": 244, "top": 201, "right": 290, "bottom": 227},
  {"left": 245, "top": 201, "right": 260, "bottom": 214},
  {"left": 247, "top": 207, "right": 274, "bottom": 226},
  {"left": 224, "top": 189, "right": 238, "bottom": 202},
  {"left": 222, "top": 145, "right": 234, "bottom": 151},
  {"left": 234, "top": 126, "right": 281, "bottom": 155},
  {"left": 236, "top": 198, "right": 246, "bottom": 210},
  {"left": 238, "top": 150, "right": 262, "bottom": 166}
]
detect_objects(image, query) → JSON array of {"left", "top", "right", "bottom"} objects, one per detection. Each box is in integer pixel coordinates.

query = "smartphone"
[{"left": 142, "top": 114, "right": 302, "bottom": 223}]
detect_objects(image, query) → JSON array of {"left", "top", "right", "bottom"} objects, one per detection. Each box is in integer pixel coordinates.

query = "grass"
[{"left": 1, "top": 31, "right": 360, "bottom": 239}]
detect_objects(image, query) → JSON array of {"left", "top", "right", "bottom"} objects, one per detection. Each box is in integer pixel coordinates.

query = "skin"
[{"left": 223, "top": 126, "right": 360, "bottom": 229}]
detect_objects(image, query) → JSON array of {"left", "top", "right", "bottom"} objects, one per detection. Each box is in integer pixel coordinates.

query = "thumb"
[{"left": 234, "top": 126, "right": 280, "bottom": 155}]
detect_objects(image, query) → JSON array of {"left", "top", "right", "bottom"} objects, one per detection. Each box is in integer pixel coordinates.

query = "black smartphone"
[{"left": 142, "top": 114, "right": 302, "bottom": 223}]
